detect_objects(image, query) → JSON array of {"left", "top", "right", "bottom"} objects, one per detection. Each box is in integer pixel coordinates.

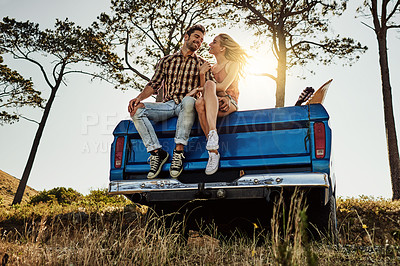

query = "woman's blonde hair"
[{"left": 218, "top": 33, "right": 248, "bottom": 78}]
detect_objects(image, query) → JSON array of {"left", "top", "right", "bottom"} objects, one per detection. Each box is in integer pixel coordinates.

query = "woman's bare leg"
[
  {"left": 203, "top": 81, "right": 220, "bottom": 174},
  {"left": 195, "top": 97, "right": 209, "bottom": 136},
  {"left": 203, "top": 80, "right": 218, "bottom": 132}
]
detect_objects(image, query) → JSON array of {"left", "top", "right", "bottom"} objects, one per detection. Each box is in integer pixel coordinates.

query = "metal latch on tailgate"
[{"left": 195, "top": 182, "right": 211, "bottom": 199}]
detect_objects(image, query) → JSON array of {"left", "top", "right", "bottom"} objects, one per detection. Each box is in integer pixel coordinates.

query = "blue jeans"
[{"left": 131, "top": 96, "right": 196, "bottom": 152}]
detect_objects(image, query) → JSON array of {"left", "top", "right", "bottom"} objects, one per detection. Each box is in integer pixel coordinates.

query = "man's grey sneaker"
[
  {"left": 147, "top": 149, "right": 169, "bottom": 179},
  {"left": 206, "top": 129, "right": 219, "bottom": 151},
  {"left": 205, "top": 151, "right": 220, "bottom": 175},
  {"left": 170, "top": 150, "right": 185, "bottom": 179}
]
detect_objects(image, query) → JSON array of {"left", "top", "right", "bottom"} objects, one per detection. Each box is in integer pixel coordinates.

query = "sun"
[
  {"left": 239, "top": 51, "right": 277, "bottom": 110},
  {"left": 244, "top": 50, "right": 277, "bottom": 76}
]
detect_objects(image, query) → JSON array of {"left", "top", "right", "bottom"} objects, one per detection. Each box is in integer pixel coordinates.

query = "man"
[{"left": 128, "top": 24, "right": 214, "bottom": 179}]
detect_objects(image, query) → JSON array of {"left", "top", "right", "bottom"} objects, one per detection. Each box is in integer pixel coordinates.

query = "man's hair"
[{"left": 185, "top": 24, "right": 205, "bottom": 37}]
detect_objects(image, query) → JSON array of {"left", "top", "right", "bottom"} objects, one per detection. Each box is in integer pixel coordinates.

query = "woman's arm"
[
  {"left": 199, "top": 61, "right": 211, "bottom": 87},
  {"left": 215, "top": 61, "right": 239, "bottom": 93}
]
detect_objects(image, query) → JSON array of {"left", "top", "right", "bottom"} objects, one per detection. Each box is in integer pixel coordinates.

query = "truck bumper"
[{"left": 109, "top": 172, "right": 330, "bottom": 202}]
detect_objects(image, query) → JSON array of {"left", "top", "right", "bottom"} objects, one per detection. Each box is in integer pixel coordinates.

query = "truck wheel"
[{"left": 308, "top": 194, "right": 338, "bottom": 243}]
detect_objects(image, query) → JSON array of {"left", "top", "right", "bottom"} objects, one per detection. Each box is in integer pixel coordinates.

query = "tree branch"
[
  {"left": 124, "top": 31, "right": 151, "bottom": 82},
  {"left": 132, "top": 23, "right": 160, "bottom": 50},
  {"left": 387, "top": 24, "right": 400, "bottom": 29},
  {"left": 287, "top": 40, "right": 333, "bottom": 54},
  {"left": 250, "top": 72, "right": 277, "bottom": 81},
  {"left": 148, "top": 9, "right": 165, "bottom": 51},
  {"left": 232, "top": 0, "right": 275, "bottom": 28},
  {"left": 14, "top": 47, "right": 54, "bottom": 89},
  {"left": 1, "top": 99, "right": 41, "bottom": 108},
  {"left": 386, "top": 0, "right": 400, "bottom": 21},
  {"left": 361, "top": 21, "right": 375, "bottom": 31},
  {"left": 285, "top": 1, "right": 320, "bottom": 17},
  {"left": 19, "top": 114, "right": 40, "bottom": 125},
  {"left": 63, "top": 70, "right": 117, "bottom": 84}
]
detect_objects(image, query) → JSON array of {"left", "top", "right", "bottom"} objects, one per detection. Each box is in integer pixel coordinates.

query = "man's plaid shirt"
[{"left": 147, "top": 51, "right": 215, "bottom": 104}]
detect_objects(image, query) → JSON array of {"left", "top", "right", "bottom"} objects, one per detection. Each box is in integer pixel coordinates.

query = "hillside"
[{"left": 0, "top": 169, "right": 38, "bottom": 205}]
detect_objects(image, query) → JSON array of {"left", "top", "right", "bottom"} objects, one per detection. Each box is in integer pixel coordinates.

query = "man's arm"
[
  {"left": 204, "top": 62, "right": 216, "bottom": 84},
  {"left": 128, "top": 56, "right": 167, "bottom": 115},
  {"left": 218, "top": 95, "right": 230, "bottom": 112},
  {"left": 128, "top": 85, "right": 155, "bottom": 115}
]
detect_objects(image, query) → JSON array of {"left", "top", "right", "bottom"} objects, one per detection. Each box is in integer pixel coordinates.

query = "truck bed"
[
  {"left": 111, "top": 104, "right": 330, "bottom": 178},
  {"left": 109, "top": 104, "right": 332, "bottom": 200}
]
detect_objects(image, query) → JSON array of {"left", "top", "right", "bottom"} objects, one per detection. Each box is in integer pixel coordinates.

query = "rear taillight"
[
  {"left": 314, "top": 122, "right": 326, "bottom": 159},
  {"left": 114, "top": 137, "right": 125, "bottom": 168}
]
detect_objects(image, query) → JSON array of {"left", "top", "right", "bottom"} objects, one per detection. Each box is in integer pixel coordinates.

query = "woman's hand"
[{"left": 199, "top": 61, "right": 211, "bottom": 75}]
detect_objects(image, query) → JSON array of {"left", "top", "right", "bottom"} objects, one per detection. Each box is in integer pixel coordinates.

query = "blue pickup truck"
[{"left": 109, "top": 102, "right": 336, "bottom": 236}]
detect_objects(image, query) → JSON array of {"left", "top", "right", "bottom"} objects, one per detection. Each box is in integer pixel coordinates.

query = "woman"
[{"left": 189, "top": 33, "right": 247, "bottom": 175}]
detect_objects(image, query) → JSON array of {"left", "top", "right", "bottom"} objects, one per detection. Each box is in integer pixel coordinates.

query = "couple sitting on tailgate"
[{"left": 128, "top": 24, "right": 247, "bottom": 179}]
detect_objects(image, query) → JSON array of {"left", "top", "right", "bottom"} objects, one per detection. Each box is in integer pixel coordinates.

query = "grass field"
[{"left": 0, "top": 189, "right": 399, "bottom": 265}]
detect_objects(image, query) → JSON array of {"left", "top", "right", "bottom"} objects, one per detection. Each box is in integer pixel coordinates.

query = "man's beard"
[{"left": 187, "top": 41, "right": 199, "bottom": 52}]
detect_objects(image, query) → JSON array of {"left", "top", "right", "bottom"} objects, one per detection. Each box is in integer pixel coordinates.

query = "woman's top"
[{"left": 212, "top": 62, "right": 239, "bottom": 104}]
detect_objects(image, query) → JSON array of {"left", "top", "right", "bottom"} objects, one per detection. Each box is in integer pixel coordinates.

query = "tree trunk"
[
  {"left": 275, "top": 53, "right": 287, "bottom": 107},
  {"left": 12, "top": 87, "right": 59, "bottom": 205},
  {"left": 376, "top": 31, "right": 400, "bottom": 200},
  {"left": 275, "top": 29, "right": 287, "bottom": 108}
]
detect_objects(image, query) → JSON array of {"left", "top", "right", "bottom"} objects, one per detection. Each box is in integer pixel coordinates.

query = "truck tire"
[{"left": 308, "top": 194, "right": 338, "bottom": 243}]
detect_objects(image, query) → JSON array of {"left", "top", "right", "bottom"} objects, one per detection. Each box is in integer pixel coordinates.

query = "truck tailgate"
[{"left": 115, "top": 105, "right": 319, "bottom": 179}]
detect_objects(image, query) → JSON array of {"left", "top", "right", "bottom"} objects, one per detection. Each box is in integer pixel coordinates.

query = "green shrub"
[
  {"left": 85, "top": 188, "right": 128, "bottom": 205},
  {"left": 29, "top": 187, "right": 82, "bottom": 205}
]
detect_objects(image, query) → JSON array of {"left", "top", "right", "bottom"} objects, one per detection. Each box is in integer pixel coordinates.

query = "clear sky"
[{"left": 0, "top": 0, "right": 399, "bottom": 198}]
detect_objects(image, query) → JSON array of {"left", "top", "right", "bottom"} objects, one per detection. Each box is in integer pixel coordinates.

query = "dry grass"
[
  {"left": 0, "top": 194, "right": 399, "bottom": 265},
  {"left": 337, "top": 196, "right": 400, "bottom": 246}
]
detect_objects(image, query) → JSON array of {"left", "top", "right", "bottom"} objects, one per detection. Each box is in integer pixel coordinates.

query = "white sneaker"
[
  {"left": 205, "top": 151, "right": 220, "bottom": 175},
  {"left": 206, "top": 130, "right": 219, "bottom": 151}
]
